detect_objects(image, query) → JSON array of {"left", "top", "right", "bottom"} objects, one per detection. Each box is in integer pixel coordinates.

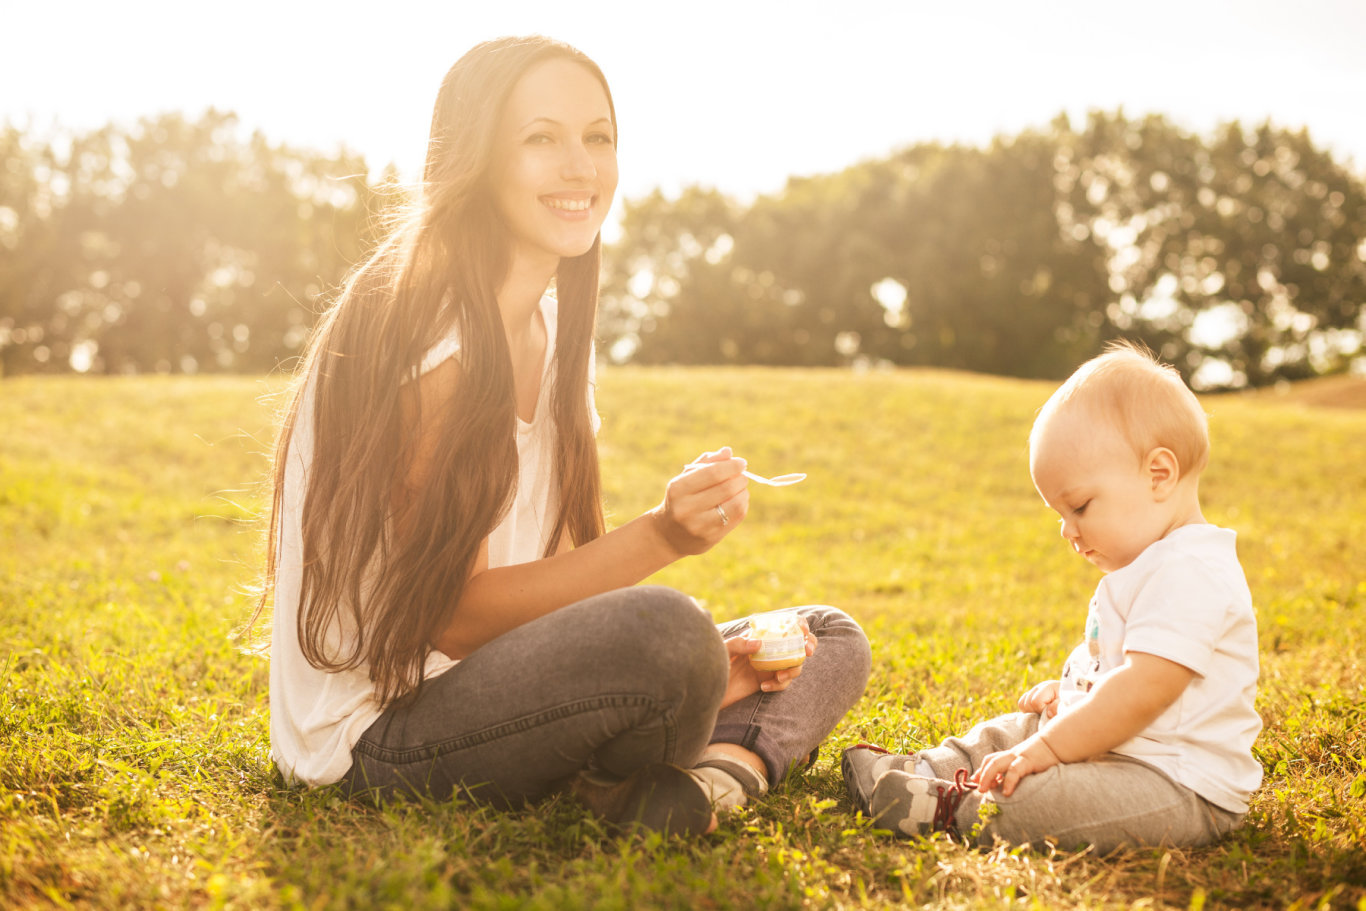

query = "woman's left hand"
[{"left": 719, "top": 616, "right": 818, "bottom": 709}]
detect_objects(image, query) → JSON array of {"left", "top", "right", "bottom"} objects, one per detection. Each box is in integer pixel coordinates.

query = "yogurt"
[{"left": 747, "top": 610, "right": 806, "bottom": 671}]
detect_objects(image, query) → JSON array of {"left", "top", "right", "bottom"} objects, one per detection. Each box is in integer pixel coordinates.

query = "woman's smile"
[{"left": 541, "top": 194, "right": 596, "bottom": 218}]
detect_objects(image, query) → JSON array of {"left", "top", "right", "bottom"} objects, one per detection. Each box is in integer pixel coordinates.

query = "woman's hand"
[
  {"left": 1017, "top": 679, "right": 1060, "bottom": 719},
  {"left": 649, "top": 447, "right": 750, "bottom": 559},
  {"left": 719, "top": 616, "right": 818, "bottom": 709}
]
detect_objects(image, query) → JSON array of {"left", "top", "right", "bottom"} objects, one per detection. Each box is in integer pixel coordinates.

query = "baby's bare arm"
[
  {"left": 976, "top": 653, "right": 1193, "bottom": 796},
  {"left": 1038, "top": 653, "right": 1193, "bottom": 761}
]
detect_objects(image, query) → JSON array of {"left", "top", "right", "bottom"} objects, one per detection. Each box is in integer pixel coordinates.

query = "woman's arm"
[
  {"left": 973, "top": 652, "right": 1194, "bottom": 795},
  {"left": 399, "top": 357, "right": 750, "bottom": 660},
  {"left": 436, "top": 487, "right": 743, "bottom": 658}
]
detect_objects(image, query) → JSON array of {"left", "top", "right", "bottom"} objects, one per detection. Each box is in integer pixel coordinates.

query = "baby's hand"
[
  {"left": 974, "top": 734, "right": 1060, "bottom": 796},
  {"left": 1017, "top": 679, "right": 1060, "bottom": 719}
]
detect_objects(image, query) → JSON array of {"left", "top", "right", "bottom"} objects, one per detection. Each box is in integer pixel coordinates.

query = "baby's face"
[{"left": 1030, "top": 414, "right": 1172, "bottom": 573}]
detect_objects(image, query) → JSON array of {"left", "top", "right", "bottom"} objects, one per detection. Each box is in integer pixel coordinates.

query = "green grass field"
[{"left": 2, "top": 368, "right": 1363, "bottom": 910}]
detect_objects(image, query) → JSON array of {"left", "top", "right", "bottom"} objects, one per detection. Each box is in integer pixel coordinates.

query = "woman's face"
[{"left": 490, "top": 57, "right": 618, "bottom": 272}]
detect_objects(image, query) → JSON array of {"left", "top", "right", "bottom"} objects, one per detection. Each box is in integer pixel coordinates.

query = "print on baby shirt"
[{"left": 1060, "top": 596, "right": 1103, "bottom": 695}]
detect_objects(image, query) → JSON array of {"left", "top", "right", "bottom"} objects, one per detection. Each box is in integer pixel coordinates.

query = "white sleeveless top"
[{"left": 269, "top": 294, "right": 598, "bottom": 786}]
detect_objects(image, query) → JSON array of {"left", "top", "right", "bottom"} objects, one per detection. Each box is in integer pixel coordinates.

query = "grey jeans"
[
  {"left": 342, "top": 586, "right": 871, "bottom": 807},
  {"left": 919, "top": 711, "right": 1246, "bottom": 853}
]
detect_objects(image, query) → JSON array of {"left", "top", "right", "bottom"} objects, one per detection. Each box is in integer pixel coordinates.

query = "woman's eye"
[
  {"left": 586, "top": 131, "right": 615, "bottom": 146},
  {"left": 525, "top": 133, "right": 553, "bottom": 145}
]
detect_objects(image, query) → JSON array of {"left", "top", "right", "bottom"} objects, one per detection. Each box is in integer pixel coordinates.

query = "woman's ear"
[{"left": 1146, "top": 447, "right": 1181, "bottom": 500}]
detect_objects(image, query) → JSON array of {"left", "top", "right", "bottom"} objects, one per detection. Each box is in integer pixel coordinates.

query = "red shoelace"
[
  {"left": 932, "top": 768, "right": 978, "bottom": 833},
  {"left": 851, "top": 744, "right": 978, "bottom": 835}
]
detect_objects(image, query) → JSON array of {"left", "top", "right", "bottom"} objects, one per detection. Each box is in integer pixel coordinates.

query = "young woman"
[{"left": 256, "top": 36, "right": 870, "bottom": 836}]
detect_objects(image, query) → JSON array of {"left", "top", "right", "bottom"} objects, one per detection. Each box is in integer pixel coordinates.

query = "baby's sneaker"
[
  {"left": 840, "top": 743, "right": 922, "bottom": 816},
  {"left": 868, "top": 768, "right": 978, "bottom": 838}
]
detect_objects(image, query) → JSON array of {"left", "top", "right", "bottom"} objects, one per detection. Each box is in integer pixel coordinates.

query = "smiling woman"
[
  {"left": 247, "top": 35, "right": 871, "bottom": 838},
  {"left": 491, "top": 57, "right": 619, "bottom": 270}
]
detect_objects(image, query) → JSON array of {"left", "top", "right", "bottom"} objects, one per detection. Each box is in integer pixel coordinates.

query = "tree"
[
  {"left": 5, "top": 109, "right": 1362, "bottom": 385},
  {"left": 601, "top": 112, "right": 1366, "bottom": 387},
  {"left": 1063, "top": 111, "right": 1366, "bottom": 387},
  {"left": 603, "top": 133, "right": 1113, "bottom": 376},
  {"left": 0, "top": 111, "right": 391, "bottom": 375},
  {"left": 0, "top": 124, "right": 76, "bottom": 375}
]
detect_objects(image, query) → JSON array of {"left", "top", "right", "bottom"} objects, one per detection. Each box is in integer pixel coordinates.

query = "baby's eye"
[{"left": 1074, "top": 501, "right": 1090, "bottom": 516}]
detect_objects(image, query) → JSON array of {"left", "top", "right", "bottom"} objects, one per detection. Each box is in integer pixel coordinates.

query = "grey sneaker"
[
  {"left": 868, "top": 768, "right": 978, "bottom": 838},
  {"left": 840, "top": 743, "right": 921, "bottom": 815}
]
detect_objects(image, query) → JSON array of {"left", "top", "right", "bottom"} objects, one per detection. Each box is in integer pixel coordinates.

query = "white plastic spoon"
[{"left": 743, "top": 470, "right": 807, "bottom": 487}]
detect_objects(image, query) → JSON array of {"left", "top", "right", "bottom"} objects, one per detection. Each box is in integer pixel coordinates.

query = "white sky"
[{"left": 5, "top": 0, "right": 1365, "bottom": 219}]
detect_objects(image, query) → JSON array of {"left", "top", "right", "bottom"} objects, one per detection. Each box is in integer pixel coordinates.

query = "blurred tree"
[
  {"left": 600, "top": 187, "right": 747, "bottom": 363},
  {"left": 0, "top": 111, "right": 390, "bottom": 376},
  {"left": 1063, "top": 111, "right": 1366, "bottom": 386},
  {"left": 745, "top": 133, "right": 1111, "bottom": 375},
  {"left": 0, "top": 124, "right": 74, "bottom": 375},
  {"left": 604, "top": 134, "right": 1113, "bottom": 375},
  {"left": 602, "top": 112, "right": 1365, "bottom": 387},
  {"left": 4, "top": 109, "right": 1362, "bottom": 385}
]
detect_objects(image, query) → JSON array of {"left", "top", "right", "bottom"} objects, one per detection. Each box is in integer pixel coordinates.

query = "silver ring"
[{"left": 715, "top": 505, "right": 729, "bottom": 525}]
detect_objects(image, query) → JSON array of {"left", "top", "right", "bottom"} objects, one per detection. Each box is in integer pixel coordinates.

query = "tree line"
[
  {"left": 3, "top": 109, "right": 1364, "bottom": 387},
  {"left": 0, "top": 110, "right": 388, "bottom": 376}
]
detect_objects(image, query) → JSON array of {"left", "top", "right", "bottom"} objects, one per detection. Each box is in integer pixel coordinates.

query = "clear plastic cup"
[{"left": 747, "top": 609, "right": 806, "bottom": 672}]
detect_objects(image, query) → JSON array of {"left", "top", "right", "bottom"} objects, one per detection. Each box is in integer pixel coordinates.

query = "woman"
[{"left": 256, "top": 35, "right": 870, "bottom": 836}]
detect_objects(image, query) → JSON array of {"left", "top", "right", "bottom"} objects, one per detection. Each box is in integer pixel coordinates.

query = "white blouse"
[{"left": 269, "top": 294, "right": 597, "bottom": 786}]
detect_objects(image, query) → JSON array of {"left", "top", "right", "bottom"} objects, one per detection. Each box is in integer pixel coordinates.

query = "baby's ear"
[{"left": 1146, "top": 447, "right": 1180, "bottom": 499}]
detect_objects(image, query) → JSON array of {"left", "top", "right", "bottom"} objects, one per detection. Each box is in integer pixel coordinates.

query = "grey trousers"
[
  {"left": 342, "top": 586, "right": 871, "bottom": 806},
  {"left": 919, "top": 711, "right": 1246, "bottom": 853}
]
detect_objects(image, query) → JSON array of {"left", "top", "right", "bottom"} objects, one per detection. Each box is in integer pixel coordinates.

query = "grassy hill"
[{"left": 2, "top": 368, "right": 1362, "bottom": 909}]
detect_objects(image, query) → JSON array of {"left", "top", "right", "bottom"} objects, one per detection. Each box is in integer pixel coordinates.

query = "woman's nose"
[{"left": 561, "top": 141, "right": 596, "bottom": 180}]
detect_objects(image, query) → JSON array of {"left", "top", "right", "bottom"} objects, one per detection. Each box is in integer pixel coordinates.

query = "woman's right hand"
[{"left": 649, "top": 446, "right": 750, "bottom": 558}]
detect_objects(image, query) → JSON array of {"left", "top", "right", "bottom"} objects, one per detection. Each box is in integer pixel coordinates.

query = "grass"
[{"left": 2, "top": 367, "right": 1363, "bottom": 910}]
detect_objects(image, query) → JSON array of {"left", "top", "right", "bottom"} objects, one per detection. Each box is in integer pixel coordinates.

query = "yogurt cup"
[{"left": 747, "top": 609, "right": 807, "bottom": 672}]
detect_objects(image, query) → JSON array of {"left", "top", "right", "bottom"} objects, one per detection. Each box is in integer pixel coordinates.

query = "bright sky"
[{"left": 6, "top": 0, "right": 1365, "bottom": 218}]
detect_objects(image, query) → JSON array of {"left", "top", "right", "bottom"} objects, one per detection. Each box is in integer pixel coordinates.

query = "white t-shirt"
[
  {"left": 269, "top": 294, "right": 598, "bottom": 787},
  {"left": 1051, "top": 524, "right": 1262, "bottom": 813}
]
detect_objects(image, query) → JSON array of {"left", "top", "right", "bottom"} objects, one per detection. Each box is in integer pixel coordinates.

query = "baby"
[{"left": 843, "top": 342, "right": 1262, "bottom": 852}]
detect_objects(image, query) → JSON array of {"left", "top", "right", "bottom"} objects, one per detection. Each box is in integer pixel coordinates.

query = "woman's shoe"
[{"left": 571, "top": 763, "right": 717, "bottom": 836}]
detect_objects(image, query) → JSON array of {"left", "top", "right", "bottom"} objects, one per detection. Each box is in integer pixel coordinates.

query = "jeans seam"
[
  {"left": 740, "top": 692, "right": 768, "bottom": 727},
  {"left": 353, "top": 693, "right": 674, "bottom": 767}
]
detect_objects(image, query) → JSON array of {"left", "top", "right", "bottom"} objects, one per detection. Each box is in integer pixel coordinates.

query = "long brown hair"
[{"left": 254, "top": 36, "right": 612, "bottom": 707}]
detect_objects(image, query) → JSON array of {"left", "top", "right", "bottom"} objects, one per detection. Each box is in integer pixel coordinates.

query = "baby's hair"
[{"left": 1032, "top": 340, "right": 1210, "bottom": 476}]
